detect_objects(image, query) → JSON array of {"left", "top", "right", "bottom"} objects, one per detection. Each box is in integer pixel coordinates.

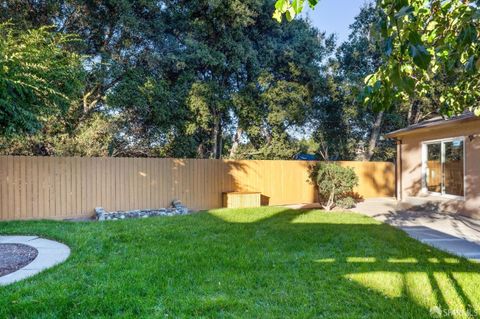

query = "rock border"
[
  {"left": 95, "top": 200, "right": 189, "bottom": 221},
  {"left": 0, "top": 236, "right": 70, "bottom": 286}
]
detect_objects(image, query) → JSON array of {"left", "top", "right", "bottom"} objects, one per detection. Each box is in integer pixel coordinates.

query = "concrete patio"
[{"left": 351, "top": 198, "right": 480, "bottom": 261}]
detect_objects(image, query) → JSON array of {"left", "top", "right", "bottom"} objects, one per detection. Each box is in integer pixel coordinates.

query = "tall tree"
[
  {"left": 274, "top": 0, "right": 480, "bottom": 116},
  {"left": 332, "top": 3, "right": 406, "bottom": 161},
  {"left": 0, "top": 0, "right": 332, "bottom": 159}
]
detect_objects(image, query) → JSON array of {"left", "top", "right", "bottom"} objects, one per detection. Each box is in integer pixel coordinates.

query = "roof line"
[{"left": 385, "top": 113, "right": 478, "bottom": 138}]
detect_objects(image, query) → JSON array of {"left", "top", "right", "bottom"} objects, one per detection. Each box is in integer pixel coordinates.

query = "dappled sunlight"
[
  {"left": 433, "top": 272, "right": 471, "bottom": 318},
  {"left": 347, "top": 257, "right": 376, "bottom": 263},
  {"left": 405, "top": 272, "right": 437, "bottom": 310},
  {"left": 345, "top": 272, "right": 404, "bottom": 298},
  {"left": 206, "top": 207, "right": 286, "bottom": 223},
  {"left": 290, "top": 210, "right": 380, "bottom": 225},
  {"left": 314, "top": 258, "right": 335, "bottom": 263},
  {"left": 345, "top": 271, "right": 479, "bottom": 318},
  {"left": 314, "top": 256, "right": 460, "bottom": 265},
  {"left": 388, "top": 258, "right": 418, "bottom": 264},
  {"left": 451, "top": 273, "right": 480, "bottom": 314},
  {"left": 444, "top": 258, "right": 461, "bottom": 264},
  {"left": 314, "top": 254, "right": 480, "bottom": 319}
]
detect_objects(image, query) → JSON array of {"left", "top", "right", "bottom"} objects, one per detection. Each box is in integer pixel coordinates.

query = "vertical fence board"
[
  {"left": 0, "top": 156, "right": 394, "bottom": 220},
  {"left": 0, "top": 157, "right": 7, "bottom": 219}
]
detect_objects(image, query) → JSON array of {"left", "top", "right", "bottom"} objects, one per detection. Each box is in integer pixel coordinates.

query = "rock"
[
  {"left": 172, "top": 199, "right": 182, "bottom": 208},
  {"left": 95, "top": 200, "right": 190, "bottom": 221},
  {"left": 95, "top": 207, "right": 107, "bottom": 221},
  {"left": 178, "top": 207, "right": 188, "bottom": 214}
]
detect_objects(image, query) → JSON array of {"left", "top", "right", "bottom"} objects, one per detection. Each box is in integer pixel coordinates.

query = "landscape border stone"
[
  {"left": 0, "top": 236, "right": 70, "bottom": 286},
  {"left": 95, "top": 200, "right": 189, "bottom": 221}
]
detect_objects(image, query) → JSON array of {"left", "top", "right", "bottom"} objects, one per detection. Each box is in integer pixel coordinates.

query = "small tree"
[{"left": 311, "top": 162, "right": 359, "bottom": 211}]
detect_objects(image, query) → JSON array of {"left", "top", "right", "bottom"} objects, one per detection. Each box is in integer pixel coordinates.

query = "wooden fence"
[{"left": 0, "top": 157, "right": 395, "bottom": 220}]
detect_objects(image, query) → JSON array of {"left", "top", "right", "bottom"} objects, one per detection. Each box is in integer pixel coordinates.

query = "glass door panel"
[
  {"left": 426, "top": 143, "right": 442, "bottom": 193},
  {"left": 444, "top": 140, "right": 464, "bottom": 196}
]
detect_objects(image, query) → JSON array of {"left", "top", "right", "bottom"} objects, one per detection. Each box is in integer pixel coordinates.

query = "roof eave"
[{"left": 385, "top": 114, "right": 479, "bottom": 139}]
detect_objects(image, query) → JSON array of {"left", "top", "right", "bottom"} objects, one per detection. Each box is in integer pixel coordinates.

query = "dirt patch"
[{"left": 0, "top": 244, "right": 38, "bottom": 277}]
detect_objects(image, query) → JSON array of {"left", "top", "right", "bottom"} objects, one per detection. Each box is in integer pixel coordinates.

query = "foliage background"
[{"left": 0, "top": 0, "right": 444, "bottom": 161}]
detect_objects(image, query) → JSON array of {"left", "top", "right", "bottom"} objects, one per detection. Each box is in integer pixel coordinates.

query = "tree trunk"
[
  {"left": 363, "top": 111, "right": 384, "bottom": 161},
  {"left": 211, "top": 118, "right": 222, "bottom": 159},
  {"left": 408, "top": 100, "right": 422, "bottom": 125},
  {"left": 318, "top": 141, "right": 330, "bottom": 161},
  {"left": 322, "top": 190, "right": 335, "bottom": 211},
  {"left": 229, "top": 127, "right": 243, "bottom": 158},
  {"left": 216, "top": 122, "right": 223, "bottom": 159}
]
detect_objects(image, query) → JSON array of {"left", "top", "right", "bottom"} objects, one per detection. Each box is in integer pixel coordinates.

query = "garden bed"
[{"left": 0, "top": 244, "right": 38, "bottom": 277}]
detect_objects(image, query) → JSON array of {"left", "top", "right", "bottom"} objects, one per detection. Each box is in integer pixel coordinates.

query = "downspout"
[{"left": 396, "top": 139, "right": 403, "bottom": 202}]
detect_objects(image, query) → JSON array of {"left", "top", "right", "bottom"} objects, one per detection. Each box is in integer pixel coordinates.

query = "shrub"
[
  {"left": 335, "top": 196, "right": 357, "bottom": 209},
  {"left": 310, "top": 162, "right": 359, "bottom": 211}
]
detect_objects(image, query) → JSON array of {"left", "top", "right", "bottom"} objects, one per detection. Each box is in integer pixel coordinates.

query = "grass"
[{"left": 1, "top": 207, "right": 480, "bottom": 318}]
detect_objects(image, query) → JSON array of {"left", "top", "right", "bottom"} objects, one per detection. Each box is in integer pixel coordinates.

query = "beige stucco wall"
[{"left": 398, "top": 119, "right": 480, "bottom": 218}]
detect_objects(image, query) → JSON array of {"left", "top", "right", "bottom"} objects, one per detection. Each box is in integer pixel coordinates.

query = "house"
[{"left": 386, "top": 113, "right": 480, "bottom": 218}]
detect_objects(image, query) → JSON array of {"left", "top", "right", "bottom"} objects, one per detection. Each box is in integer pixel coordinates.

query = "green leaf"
[
  {"left": 408, "top": 31, "right": 422, "bottom": 45},
  {"left": 393, "top": 0, "right": 409, "bottom": 11},
  {"left": 474, "top": 107, "right": 480, "bottom": 116},
  {"left": 364, "top": 73, "right": 376, "bottom": 85},
  {"left": 285, "top": 7, "right": 296, "bottom": 21},
  {"left": 426, "top": 21, "right": 437, "bottom": 31},
  {"left": 394, "top": 6, "right": 413, "bottom": 19},
  {"left": 275, "top": 0, "right": 288, "bottom": 11},
  {"left": 273, "top": 10, "right": 283, "bottom": 22},
  {"left": 408, "top": 44, "right": 431, "bottom": 69},
  {"left": 308, "top": 0, "right": 318, "bottom": 9},
  {"left": 292, "top": 0, "right": 304, "bottom": 14},
  {"left": 401, "top": 76, "right": 415, "bottom": 94},
  {"left": 390, "top": 64, "right": 413, "bottom": 94},
  {"left": 458, "top": 25, "right": 477, "bottom": 46}
]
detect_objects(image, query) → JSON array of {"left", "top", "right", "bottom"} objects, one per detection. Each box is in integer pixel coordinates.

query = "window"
[{"left": 422, "top": 138, "right": 464, "bottom": 198}]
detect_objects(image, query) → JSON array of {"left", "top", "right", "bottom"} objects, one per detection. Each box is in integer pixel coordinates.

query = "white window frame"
[{"left": 421, "top": 136, "right": 466, "bottom": 200}]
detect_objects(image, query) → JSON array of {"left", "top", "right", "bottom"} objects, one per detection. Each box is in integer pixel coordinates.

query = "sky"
[{"left": 301, "top": 0, "right": 371, "bottom": 45}]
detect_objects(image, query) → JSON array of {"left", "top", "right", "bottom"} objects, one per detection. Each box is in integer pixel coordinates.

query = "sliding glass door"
[
  {"left": 423, "top": 138, "right": 464, "bottom": 197},
  {"left": 444, "top": 140, "right": 464, "bottom": 196},
  {"left": 425, "top": 143, "right": 442, "bottom": 193}
]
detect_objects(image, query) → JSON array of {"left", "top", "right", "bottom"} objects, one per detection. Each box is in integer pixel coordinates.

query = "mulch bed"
[{"left": 0, "top": 244, "right": 38, "bottom": 277}]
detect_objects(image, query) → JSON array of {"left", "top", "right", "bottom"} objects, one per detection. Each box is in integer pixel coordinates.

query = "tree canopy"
[
  {"left": 2, "top": 0, "right": 452, "bottom": 161},
  {"left": 0, "top": 23, "right": 83, "bottom": 136},
  {"left": 274, "top": 0, "right": 480, "bottom": 116},
  {"left": 0, "top": 0, "right": 333, "bottom": 159}
]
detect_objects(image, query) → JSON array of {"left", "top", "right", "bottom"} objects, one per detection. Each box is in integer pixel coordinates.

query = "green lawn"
[{"left": 1, "top": 207, "right": 479, "bottom": 318}]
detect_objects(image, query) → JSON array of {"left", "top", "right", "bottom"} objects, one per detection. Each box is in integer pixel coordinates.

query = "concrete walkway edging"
[
  {"left": 351, "top": 198, "right": 480, "bottom": 262},
  {"left": 0, "top": 236, "right": 70, "bottom": 286}
]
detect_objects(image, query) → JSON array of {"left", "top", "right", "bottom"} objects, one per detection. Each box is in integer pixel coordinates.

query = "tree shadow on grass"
[
  {"left": 203, "top": 208, "right": 480, "bottom": 318},
  {"left": 1, "top": 208, "right": 480, "bottom": 318}
]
